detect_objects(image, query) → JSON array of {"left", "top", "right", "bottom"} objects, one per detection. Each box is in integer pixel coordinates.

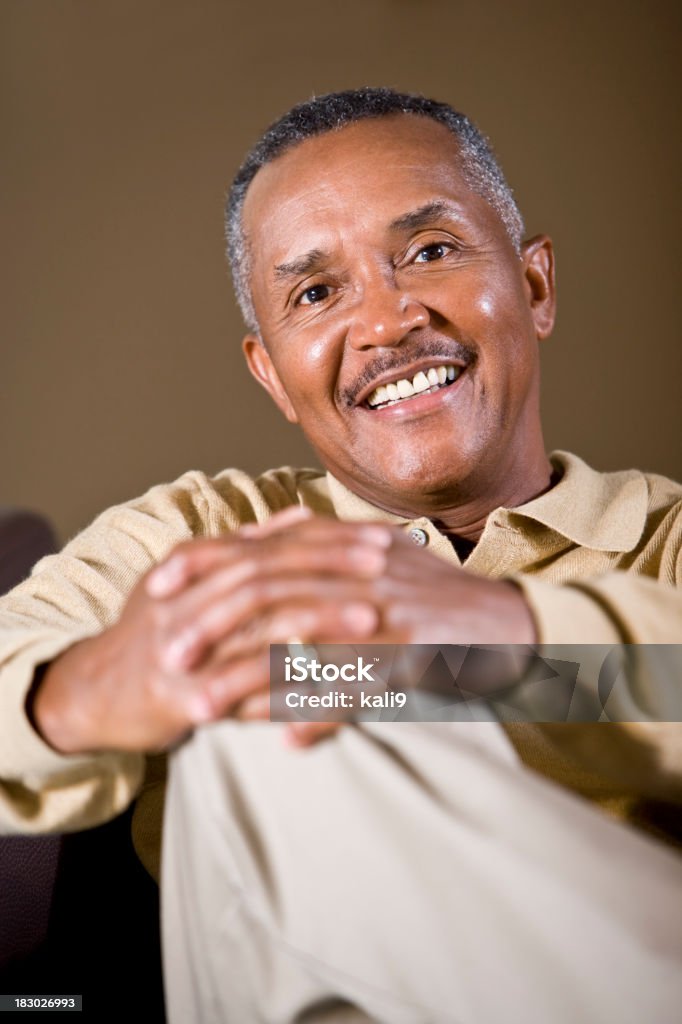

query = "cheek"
[
  {"left": 468, "top": 280, "right": 537, "bottom": 402},
  {"left": 273, "top": 331, "right": 337, "bottom": 405},
  {"left": 474, "top": 290, "right": 495, "bottom": 321},
  {"left": 472, "top": 277, "right": 532, "bottom": 351},
  {"left": 306, "top": 336, "right": 328, "bottom": 368},
  {"left": 432, "top": 266, "right": 523, "bottom": 334},
  {"left": 471, "top": 267, "right": 524, "bottom": 325}
]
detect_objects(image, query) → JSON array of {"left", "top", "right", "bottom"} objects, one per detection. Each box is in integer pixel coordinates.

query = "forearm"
[{"left": 0, "top": 635, "right": 145, "bottom": 835}]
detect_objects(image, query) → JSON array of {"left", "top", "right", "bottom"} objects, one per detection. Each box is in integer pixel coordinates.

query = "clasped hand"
[{"left": 34, "top": 508, "right": 535, "bottom": 754}]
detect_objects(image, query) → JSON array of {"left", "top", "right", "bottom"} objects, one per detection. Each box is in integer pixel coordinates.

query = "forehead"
[{"left": 241, "top": 115, "right": 495, "bottom": 270}]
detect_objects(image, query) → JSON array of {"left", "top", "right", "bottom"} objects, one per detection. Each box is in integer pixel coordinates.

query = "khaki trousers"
[{"left": 161, "top": 722, "right": 682, "bottom": 1023}]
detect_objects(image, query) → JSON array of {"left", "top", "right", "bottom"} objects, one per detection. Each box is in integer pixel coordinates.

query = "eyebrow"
[
  {"left": 272, "top": 201, "right": 463, "bottom": 283},
  {"left": 274, "top": 248, "right": 329, "bottom": 281},
  {"left": 389, "top": 200, "right": 463, "bottom": 234}
]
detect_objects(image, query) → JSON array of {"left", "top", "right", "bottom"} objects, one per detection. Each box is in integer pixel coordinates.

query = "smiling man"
[
  {"left": 238, "top": 111, "right": 552, "bottom": 540},
  {"left": 1, "top": 89, "right": 681, "bottom": 1023}
]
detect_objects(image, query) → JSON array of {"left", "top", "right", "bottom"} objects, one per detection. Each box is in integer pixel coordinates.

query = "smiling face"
[{"left": 241, "top": 114, "right": 555, "bottom": 528}]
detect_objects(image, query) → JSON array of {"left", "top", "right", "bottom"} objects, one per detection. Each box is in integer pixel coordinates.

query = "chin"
[
  {"left": 381, "top": 441, "right": 479, "bottom": 489},
  {"left": 357, "top": 451, "right": 481, "bottom": 510}
]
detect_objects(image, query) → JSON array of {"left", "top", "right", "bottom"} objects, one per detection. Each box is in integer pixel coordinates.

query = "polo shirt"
[{"left": 0, "top": 450, "right": 680, "bottom": 874}]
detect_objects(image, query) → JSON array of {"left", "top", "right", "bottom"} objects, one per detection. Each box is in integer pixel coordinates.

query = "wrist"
[{"left": 29, "top": 635, "right": 105, "bottom": 755}]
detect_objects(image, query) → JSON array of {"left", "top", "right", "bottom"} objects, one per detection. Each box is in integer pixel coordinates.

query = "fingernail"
[{"left": 147, "top": 559, "right": 185, "bottom": 597}]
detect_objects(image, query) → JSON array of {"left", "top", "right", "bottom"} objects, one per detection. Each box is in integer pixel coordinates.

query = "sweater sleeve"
[
  {"left": 510, "top": 571, "right": 682, "bottom": 800},
  {"left": 0, "top": 472, "right": 219, "bottom": 834}
]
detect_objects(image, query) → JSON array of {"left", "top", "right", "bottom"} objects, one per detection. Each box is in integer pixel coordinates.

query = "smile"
[{"left": 364, "top": 364, "right": 461, "bottom": 410}]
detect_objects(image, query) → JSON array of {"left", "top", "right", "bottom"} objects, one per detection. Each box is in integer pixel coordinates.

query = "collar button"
[{"left": 409, "top": 527, "right": 428, "bottom": 547}]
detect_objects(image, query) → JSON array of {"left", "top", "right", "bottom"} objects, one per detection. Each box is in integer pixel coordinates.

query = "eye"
[
  {"left": 414, "top": 242, "right": 452, "bottom": 263},
  {"left": 297, "top": 283, "right": 331, "bottom": 306}
]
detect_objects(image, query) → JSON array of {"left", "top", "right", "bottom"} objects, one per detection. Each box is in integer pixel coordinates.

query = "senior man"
[{"left": 1, "top": 89, "right": 681, "bottom": 1022}]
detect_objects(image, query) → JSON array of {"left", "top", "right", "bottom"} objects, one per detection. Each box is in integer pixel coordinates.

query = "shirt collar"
[
  {"left": 326, "top": 450, "right": 649, "bottom": 554},
  {"left": 326, "top": 474, "right": 411, "bottom": 526},
  {"left": 503, "top": 451, "right": 648, "bottom": 553}
]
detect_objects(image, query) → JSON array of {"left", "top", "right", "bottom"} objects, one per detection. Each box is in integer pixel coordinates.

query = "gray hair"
[{"left": 225, "top": 87, "right": 525, "bottom": 334}]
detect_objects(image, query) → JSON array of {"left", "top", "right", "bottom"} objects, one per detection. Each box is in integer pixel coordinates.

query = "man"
[{"left": 1, "top": 89, "right": 681, "bottom": 1022}]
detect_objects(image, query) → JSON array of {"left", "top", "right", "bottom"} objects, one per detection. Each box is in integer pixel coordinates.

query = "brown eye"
[
  {"left": 298, "top": 284, "right": 330, "bottom": 305},
  {"left": 414, "top": 243, "right": 450, "bottom": 263}
]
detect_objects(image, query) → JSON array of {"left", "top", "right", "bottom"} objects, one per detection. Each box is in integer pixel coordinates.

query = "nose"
[{"left": 346, "top": 279, "right": 429, "bottom": 350}]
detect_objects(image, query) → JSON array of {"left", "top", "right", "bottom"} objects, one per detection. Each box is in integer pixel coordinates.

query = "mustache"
[{"left": 341, "top": 339, "right": 476, "bottom": 407}]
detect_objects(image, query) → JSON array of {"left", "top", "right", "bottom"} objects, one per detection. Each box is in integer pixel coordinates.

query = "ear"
[
  {"left": 242, "top": 333, "right": 299, "bottom": 424},
  {"left": 520, "top": 235, "right": 556, "bottom": 340}
]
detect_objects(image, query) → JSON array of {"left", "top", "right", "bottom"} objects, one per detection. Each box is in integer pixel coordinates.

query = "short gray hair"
[{"left": 225, "top": 87, "right": 525, "bottom": 334}]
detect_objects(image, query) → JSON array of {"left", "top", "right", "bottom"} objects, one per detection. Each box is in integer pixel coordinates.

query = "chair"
[
  {"left": 0, "top": 508, "right": 165, "bottom": 1019},
  {"left": 0, "top": 508, "right": 61, "bottom": 972}
]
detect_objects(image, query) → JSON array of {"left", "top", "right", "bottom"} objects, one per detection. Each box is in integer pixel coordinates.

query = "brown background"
[{"left": 2, "top": 0, "right": 680, "bottom": 543}]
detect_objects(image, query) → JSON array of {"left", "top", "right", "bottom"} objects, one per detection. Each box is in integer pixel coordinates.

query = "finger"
[
  {"left": 232, "top": 691, "right": 271, "bottom": 721},
  {"left": 146, "top": 537, "right": 238, "bottom": 598},
  {"left": 146, "top": 517, "right": 391, "bottom": 599},
  {"left": 205, "top": 598, "right": 379, "bottom": 668},
  {"left": 280, "top": 516, "right": 392, "bottom": 549},
  {"left": 160, "top": 547, "right": 385, "bottom": 670},
  {"left": 200, "top": 650, "right": 272, "bottom": 717},
  {"left": 238, "top": 505, "right": 313, "bottom": 538},
  {"left": 239, "top": 515, "right": 392, "bottom": 554}
]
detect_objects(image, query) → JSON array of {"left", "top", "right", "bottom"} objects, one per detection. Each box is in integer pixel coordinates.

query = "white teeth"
[{"left": 365, "top": 364, "right": 461, "bottom": 407}]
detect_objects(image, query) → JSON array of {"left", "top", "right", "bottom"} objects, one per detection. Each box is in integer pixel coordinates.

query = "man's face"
[{"left": 241, "top": 115, "right": 555, "bottom": 518}]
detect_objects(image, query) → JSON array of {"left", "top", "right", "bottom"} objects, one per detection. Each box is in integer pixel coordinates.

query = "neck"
[
  {"left": 434, "top": 457, "right": 554, "bottom": 541},
  {"left": 358, "top": 441, "right": 554, "bottom": 542}
]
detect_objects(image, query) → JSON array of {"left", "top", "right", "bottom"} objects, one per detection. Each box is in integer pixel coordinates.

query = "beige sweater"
[{"left": 1, "top": 451, "right": 681, "bottom": 875}]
